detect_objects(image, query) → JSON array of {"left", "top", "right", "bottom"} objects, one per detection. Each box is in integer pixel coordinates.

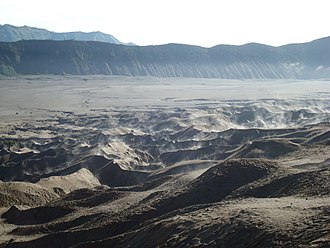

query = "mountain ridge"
[
  {"left": 0, "top": 24, "right": 133, "bottom": 45},
  {"left": 0, "top": 36, "right": 329, "bottom": 79}
]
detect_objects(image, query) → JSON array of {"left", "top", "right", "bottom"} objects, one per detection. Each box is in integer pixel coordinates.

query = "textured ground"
[{"left": 0, "top": 76, "right": 329, "bottom": 247}]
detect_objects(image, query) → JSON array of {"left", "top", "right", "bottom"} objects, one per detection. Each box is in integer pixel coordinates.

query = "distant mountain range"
[
  {"left": 0, "top": 24, "right": 133, "bottom": 45},
  {"left": 0, "top": 25, "right": 329, "bottom": 79}
]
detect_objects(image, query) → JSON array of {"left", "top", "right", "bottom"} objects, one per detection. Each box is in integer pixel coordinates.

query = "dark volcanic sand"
[{"left": 0, "top": 76, "right": 329, "bottom": 247}]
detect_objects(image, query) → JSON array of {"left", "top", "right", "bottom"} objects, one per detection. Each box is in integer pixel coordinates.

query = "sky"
[{"left": 0, "top": 0, "right": 329, "bottom": 47}]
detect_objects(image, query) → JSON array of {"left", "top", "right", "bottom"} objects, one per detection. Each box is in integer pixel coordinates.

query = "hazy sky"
[{"left": 0, "top": 0, "right": 329, "bottom": 47}]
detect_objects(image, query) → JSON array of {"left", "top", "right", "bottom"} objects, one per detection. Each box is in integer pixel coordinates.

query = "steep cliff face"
[{"left": 0, "top": 37, "right": 329, "bottom": 78}]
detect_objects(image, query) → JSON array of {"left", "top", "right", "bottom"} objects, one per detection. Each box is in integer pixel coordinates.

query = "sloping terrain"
[
  {"left": 0, "top": 36, "right": 330, "bottom": 78},
  {"left": 0, "top": 77, "right": 329, "bottom": 247},
  {"left": 0, "top": 24, "right": 126, "bottom": 44},
  {"left": 0, "top": 168, "right": 100, "bottom": 208}
]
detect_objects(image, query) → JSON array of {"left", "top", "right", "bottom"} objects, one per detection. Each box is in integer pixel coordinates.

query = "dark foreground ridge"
[{"left": 0, "top": 36, "right": 330, "bottom": 78}]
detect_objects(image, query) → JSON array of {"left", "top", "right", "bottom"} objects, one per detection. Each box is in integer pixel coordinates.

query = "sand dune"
[
  {"left": 0, "top": 76, "right": 329, "bottom": 247},
  {"left": 0, "top": 168, "right": 100, "bottom": 208},
  {"left": 36, "top": 168, "right": 100, "bottom": 194},
  {"left": 0, "top": 182, "right": 57, "bottom": 208}
]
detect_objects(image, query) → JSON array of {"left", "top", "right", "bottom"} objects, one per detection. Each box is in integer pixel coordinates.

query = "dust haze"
[{"left": 0, "top": 76, "right": 329, "bottom": 247}]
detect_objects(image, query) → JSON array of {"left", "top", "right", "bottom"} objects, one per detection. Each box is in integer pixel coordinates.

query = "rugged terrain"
[
  {"left": 0, "top": 76, "right": 329, "bottom": 247},
  {"left": 1, "top": 36, "right": 330, "bottom": 78}
]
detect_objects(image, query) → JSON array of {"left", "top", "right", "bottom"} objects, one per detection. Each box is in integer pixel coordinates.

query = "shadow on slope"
[{"left": 2, "top": 205, "right": 74, "bottom": 225}]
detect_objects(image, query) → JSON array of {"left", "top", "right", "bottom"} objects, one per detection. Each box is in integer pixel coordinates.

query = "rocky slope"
[{"left": 0, "top": 36, "right": 330, "bottom": 78}]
